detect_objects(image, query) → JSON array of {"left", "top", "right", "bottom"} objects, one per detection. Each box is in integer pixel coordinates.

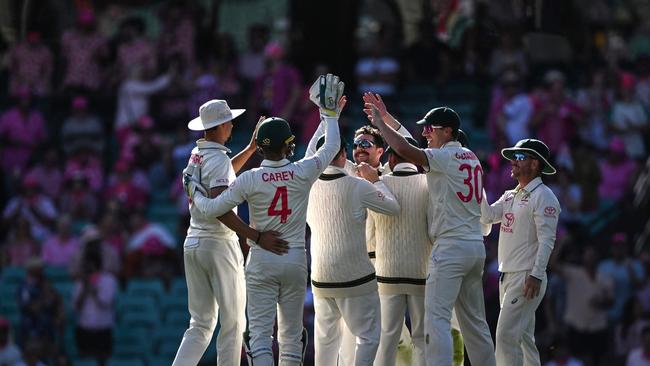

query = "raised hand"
[
  {"left": 362, "top": 92, "right": 388, "bottom": 119},
  {"left": 309, "top": 74, "right": 345, "bottom": 117},
  {"left": 250, "top": 115, "right": 266, "bottom": 148}
]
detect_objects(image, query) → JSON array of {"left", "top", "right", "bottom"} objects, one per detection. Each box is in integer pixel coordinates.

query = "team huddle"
[{"left": 172, "top": 74, "right": 561, "bottom": 366}]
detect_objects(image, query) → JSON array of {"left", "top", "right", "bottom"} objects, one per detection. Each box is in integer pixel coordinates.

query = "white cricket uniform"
[
  {"left": 422, "top": 141, "right": 496, "bottom": 366},
  {"left": 480, "top": 176, "right": 560, "bottom": 366},
  {"left": 306, "top": 165, "right": 400, "bottom": 366},
  {"left": 368, "top": 163, "right": 430, "bottom": 366},
  {"left": 173, "top": 140, "right": 246, "bottom": 366},
  {"left": 192, "top": 116, "right": 341, "bottom": 366}
]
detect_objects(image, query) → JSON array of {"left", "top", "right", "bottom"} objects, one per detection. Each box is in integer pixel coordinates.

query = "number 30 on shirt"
[
  {"left": 456, "top": 164, "right": 483, "bottom": 204},
  {"left": 268, "top": 186, "right": 292, "bottom": 223}
]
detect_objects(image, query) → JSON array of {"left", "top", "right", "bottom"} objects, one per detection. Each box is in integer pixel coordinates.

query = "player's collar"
[
  {"left": 323, "top": 166, "right": 348, "bottom": 176},
  {"left": 392, "top": 162, "right": 418, "bottom": 173},
  {"left": 440, "top": 140, "right": 461, "bottom": 149},
  {"left": 516, "top": 177, "right": 543, "bottom": 194},
  {"left": 196, "top": 139, "right": 231, "bottom": 154},
  {"left": 261, "top": 159, "right": 291, "bottom": 168}
]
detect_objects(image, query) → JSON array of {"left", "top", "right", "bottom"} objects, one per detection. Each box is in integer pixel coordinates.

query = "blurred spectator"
[
  {"left": 104, "top": 160, "right": 149, "bottom": 212},
  {"left": 404, "top": 20, "right": 440, "bottom": 82},
  {"left": 63, "top": 148, "right": 104, "bottom": 193},
  {"left": 154, "top": 54, "right": 192, "bottom": 131},
  {"left": 40, "top": 216, "right": 79, "bottom": 268},
  {"left": 17, "top": 258, "right": 65, "bottom": 358},
  {"left": 69, "top": 226, "right": 120, "bottom": 278},
  {"left": 486, "top": 70, "right": 533, "bottom": 145},
  {"left": 296, "top": 64, "right": 328, "bottom": 145},
  {"left": 7, "top": 32, "right": 53, "bottom": 98},
  {"left": 531, "top": 70, "right": 583, "bottom": 152},
  {"left": 0, "top": 218, "right": 39, "bottom": 267},
  {"left": 98, "top": 213, "right": 127, "bottom": 259},
  {"left": 575, "top": 69, "right": 613, "bottom": 150},
  {"left": 239, "top": 24, "right": 270, "bottom": 86},
  {"left": 355, "top": 35, "right": 399, "bottom": 97},
  {"left": 251, "top": 42, "right": 302, "bottom": 123},
  {"left": 543, "top": 338, "right": 584, "bottom": 366},
  {"left": 59, "top": 9, "right": 108, "bottom": 93},
  {"left": 626, "top": 326, "right": 650, "bottom": 366},
  {"left": 615, "top": 297, "right": 650, "bottom": 363},
  {"left": 0, "top": 317, "right": 23, "bottom": 365},
  {"left": 598, "top": 137, "right": 639, "bottom": 203},
  {"left": 548, "top": 169, "right": 583, "bottom": 227},
  {"left": 2, "top": 175, "right": 57, "bottom": 243},
  {"left": 488, "top": 31, "right": 527, "bottom": 79},
  {"left": 148, "top": 144, "right": 176, "bottom": 190},
  {"left": 72, "top": 248, "right": 117, "bottom": 364},
  {"left": 158, "top": 1, "right": 196, "bottom": 68},
  {"left": 24, "top": 146, "right": 64, "bottom": 200},
  {"left": 119, "top": 115, "right": 163, "bottom": 170},
  {"left": 59, "top": 171, "right": 98, "bottom": 226},
  {"left": 610, "top": 71, "right": 649, "bottom": 160},
  {"left": 114, "top": 17, "right": 157, "bottom": 83},
  {"left": 0, "top": 89, "right": 47, "bottom": 176},
  {"left": 213, "top": 33, "right": 242, "bottom": 103},
  {"left": 188, "top": 59, "right": 220, "bottom": 119},
  {"left": 60, "top": 96, "right": 104, "bottom": 157},
  {"left": 123, "top": 210, "right": 177, "bottom": 279},
  {"left": 14, "top": 339, "right": 47, "bottom": 366},
  {"left": 570, "top": 141, "right": 601, "bottom": 212},
  {"left": 551, "top": 244, "right": 612, "bottom": 365},
  {"left": 113, "top": 65, "right": 172, "bottom": 146},
  {"left": 598, "top": 233, "right": 645, "bottom": 324}
]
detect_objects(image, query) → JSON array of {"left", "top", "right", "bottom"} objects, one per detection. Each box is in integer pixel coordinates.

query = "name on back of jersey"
[{"left": 262, "top": 171, "right": 295, "bottom": 182}]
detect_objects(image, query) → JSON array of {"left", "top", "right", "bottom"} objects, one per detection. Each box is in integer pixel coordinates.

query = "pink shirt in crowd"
[
  {"left": 254, "top": 64, "right": 301, "bottom": 117},
  {"left": 8, "top": 42, "right": 53, "bottom": 97},
  {"left": 598, "top": 160, "right": 638, "bottom": 201},
  {"left": 0, "top": 108, "right": 46, "bottom": 174},
  {"left": 60, "top": 29, "right": 107, "bottom": 90},
  {"left": 118, "top": 38, "right": 157, "bottom": 78},
  {"left": 41, "top": 235, "right": 80, "bottom": 267},
  {"left": 26, "top": 166, "right": 63, "bottom": 199},
  {"left": 73, "top": 272, "right": 117, "bottom": 330},
  {"left": 64, "top": 156, "right": 104, "bottom": 193}
]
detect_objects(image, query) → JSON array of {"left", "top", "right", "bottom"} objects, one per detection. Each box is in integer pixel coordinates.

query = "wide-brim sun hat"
[
  {"left": 501, "top": 138, "right": 556, "bottom": 175},
  {"left": 188, "top": 99, "right": 245, "bottom": 131}
]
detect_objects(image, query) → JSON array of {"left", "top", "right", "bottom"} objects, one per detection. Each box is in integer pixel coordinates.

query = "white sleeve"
[
  {"left": 422, "top": 148, "right": 449, "bottom": 173},
  {"left": 298, "top": 116, "right": 340, "bottom": 179},
  {"left": 192, "top": 173, "right": 248, "bottom": 217},
  {"left": 127, "top": 74, "right": 171, "bottom": 95},
  {"left": 531, "top": 191, "right": 561, "bottom": 279},
  {"left": 305, "top": 117, "right": 326, "bottom": 158},
  {"left": 204, "top": 154, "right": 232, "bottom": 189},
  {"left": 396, "top": 123, "right": 413, "bottom": 139},
  {"left": 481, "top": 191, "right": 506, "bottom": 225},
  {"left": 359, "top": 180, "right": 400, "bottom": 215}
]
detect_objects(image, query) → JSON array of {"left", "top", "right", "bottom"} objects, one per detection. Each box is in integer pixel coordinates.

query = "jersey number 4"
[
  {"left": 268, "top": 186, "right": 292, "bottom": 223},
  {"left": 456, "top": 164, "right": 483, "bottom": 204}
]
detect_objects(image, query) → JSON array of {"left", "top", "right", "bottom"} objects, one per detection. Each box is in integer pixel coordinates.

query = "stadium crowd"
[{"left": 0, "top": 0, "right": 649, "bottom": 365}]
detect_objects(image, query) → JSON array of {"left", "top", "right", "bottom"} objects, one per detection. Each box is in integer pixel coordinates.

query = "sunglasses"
[
  {"left": 423, "top": 125, "right": 444, "bottom": 134},
  {"left": 353, "top": 139, "right": 375, "bottom": 149},
  {"left": 512, "top": 152, "right": 533, "bottom": 161}
]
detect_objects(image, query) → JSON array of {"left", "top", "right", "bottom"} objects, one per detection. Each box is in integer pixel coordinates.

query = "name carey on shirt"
[
  {"left": 455, "top": 151, "right": 478, "bottom": 160},
  {"left": 262, "top": 171, "right": 295, "bottom": 182}
]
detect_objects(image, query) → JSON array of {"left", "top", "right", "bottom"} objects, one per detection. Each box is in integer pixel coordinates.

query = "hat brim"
[
  {"left": 187, "top": 109, "right": 245, "bottom": 131},
  {"left": 501, "top": 148, "right": 556, "bottom": 175}
]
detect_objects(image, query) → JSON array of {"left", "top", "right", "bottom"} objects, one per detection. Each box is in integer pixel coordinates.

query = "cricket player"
[
  {"left": 367, "top": 104, "right": 496, "bottom": 366},
  {"left": 480, "top": 139, "right": 560, "bottom": 366},
  {"left": 173, "top": 100, "right": 287, "bottom": 366},
  {"left": 186, "top": 74, "right": 345, "bottom": 366},
  {"left": 306, "top": 135, "right": 400, "bottom": 365}
]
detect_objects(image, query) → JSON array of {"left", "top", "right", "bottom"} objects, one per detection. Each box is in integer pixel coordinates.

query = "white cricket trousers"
[
  {"left": 374, "top": 293, "right": 425, "bottom": 366},
  {"left": 314, "top": 292, "right": 381, "bottom": 366},
  {"left": 425, "top": 240, "right": 496, "bottom": 366},
  {"left": 173, "top": 237, "right": 246, "bottom": 366},
  {"left": 246, "top": 248, "right": 308, "bottom": 366},
  {"left": 495, "top": 271, "right": 547, "bottom": 366}
]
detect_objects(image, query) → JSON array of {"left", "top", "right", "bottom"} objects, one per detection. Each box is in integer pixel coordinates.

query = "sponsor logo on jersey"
[
  {"left": 190, "top": 153, "right": 203, "bottom": 164},
  {"left": 544, "top": 206, "right": 557, "bottom": 217},
  {"left": 262, "top": 171, "right": 295, "bottom": 182},
  {"left": 511, "top": 297, "right": 518, "bottom": 304},
  {"left": 501, "top": 212, "right": 514, "bottom": 233}
]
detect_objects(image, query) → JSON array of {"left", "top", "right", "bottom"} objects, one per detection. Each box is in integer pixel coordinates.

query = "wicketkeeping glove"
[
  {"left": 308, "top": 73, "right": 344, "bottom": 117},
  {"left": 182, "top": 165, "right": 207, "bottom": 201}
]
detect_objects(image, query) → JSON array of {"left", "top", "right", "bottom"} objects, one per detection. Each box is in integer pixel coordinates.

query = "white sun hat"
[{"left": 187, "top": 99, "right": 245, "bottom": 131}]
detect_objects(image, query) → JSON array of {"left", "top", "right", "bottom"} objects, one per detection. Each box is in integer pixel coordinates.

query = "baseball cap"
[
  {"left": 416, "top": 107, "right": 460, "bottom": 131},
  {"left": 385, "top": 136, "right": 419, "bottom": 155},
  {"left": 256, "top": 117, "right": 295, "bottom": 149},
  {"left": 188, "top": 100, "right": 245, "bottom": 131},
  {"left": 501, "top": 138, "right": 556, "bottom": 175}
]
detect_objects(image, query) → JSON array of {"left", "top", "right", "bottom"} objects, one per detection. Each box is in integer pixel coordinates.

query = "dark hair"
[{"left": 354, "top": 125, "right": 385, "bottom": 148}]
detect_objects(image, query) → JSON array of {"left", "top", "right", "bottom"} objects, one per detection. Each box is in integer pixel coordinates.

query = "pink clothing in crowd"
[
  {"left": 72, "top": 272, "right": 117, "bottom": 329},
  {"left": 41, "top": 235, "right": 80, "bottom": 267},
  {"left": 8, "top": 40, "right": 53, "bottom": 96},
  {"left": 117, "top": 38, "right": 157, "bottom": 79},
  {"left": 532, "top": 95, "right": 583, "bottom": 151},
  {"left": 0, "top": 107, "right": 47, "bottom": 174},
  {"left": 60, "top": 29, "right": 107, "bottom": 90},
  {"left": 5, "top": 239, "right": 39, "bottom": 267},
  {"left": 64, "top": 156, "right": 104, "bottom": 193},
  {"left": 159, "top": 15, "right": 195, "bottom": 67},
  {"left": 26, "top": 166, "right": 63, "bottom": 199},
  {"left": 254, "top": 64, "right": 301, "bottom": 117},
  {"left": 598, "top": 160, "right": 637, "bottom": 201}
]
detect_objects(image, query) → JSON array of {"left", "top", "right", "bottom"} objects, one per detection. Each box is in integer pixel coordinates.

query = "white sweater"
[
  {"left": 306, "top": 166, "right": 400, "bottom": 298},
  {"left": 369, "top": 163, "right": 432, "bottom": 295}
]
